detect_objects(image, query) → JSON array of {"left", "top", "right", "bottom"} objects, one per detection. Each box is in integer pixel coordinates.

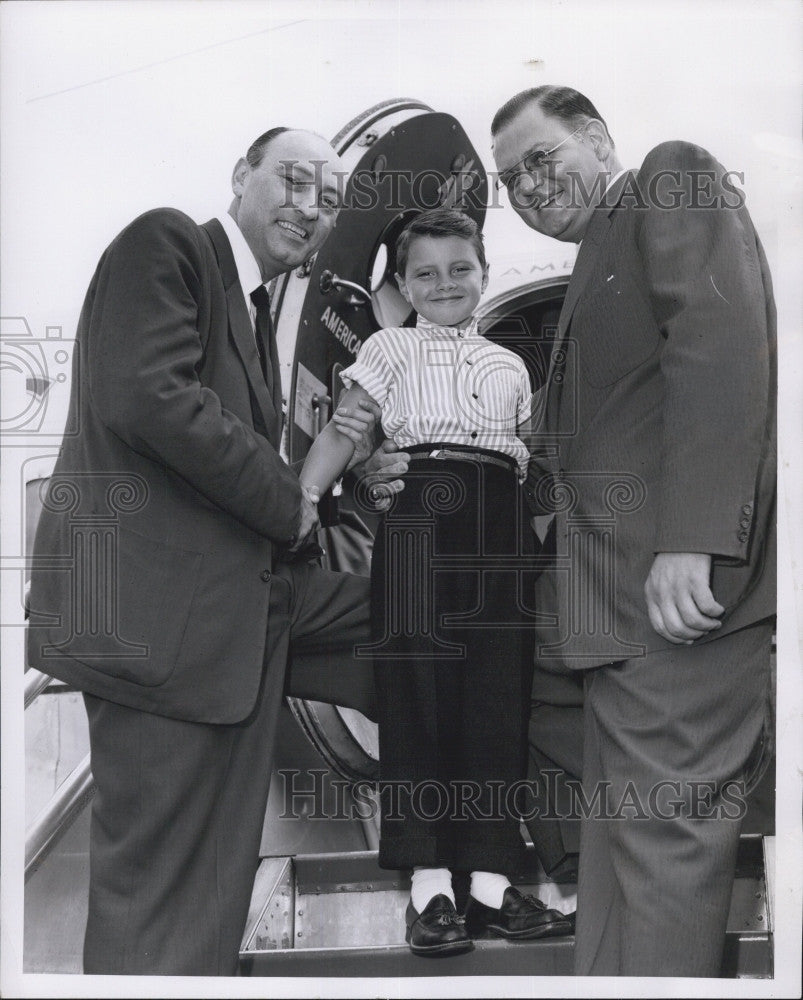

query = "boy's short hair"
[{"left": 395, "top": 208, "right": 486, "bottom": 278}]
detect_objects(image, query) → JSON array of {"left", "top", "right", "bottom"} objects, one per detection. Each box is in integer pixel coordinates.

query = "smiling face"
[
  {"left": 230, "top": 130, "right": 343, "bottom": 282},
  {"left": 492, "top": 101, "right": 614, "bottom": 244},
  {"left": 396, "top": 234, "right": 489, "bottom": 329}
]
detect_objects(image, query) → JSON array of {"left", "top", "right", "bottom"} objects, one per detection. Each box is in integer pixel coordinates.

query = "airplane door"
[
  {"left": 272, "top": 98, "right": 487, "bottom": 466},
  {"left": 272, "top": 99, "right": 488, "bottom": 780}
]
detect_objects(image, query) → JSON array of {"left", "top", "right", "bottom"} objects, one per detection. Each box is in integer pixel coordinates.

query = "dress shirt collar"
[
  {"left": 416, "top": 315, "right": 481, "bottom": 338},
  {"left": 217, "top": 211, "right": 264, "bottom": 299},
  {"left": 593, "top": 168, "right": 630, "bottom": 209},
  {"left": 577, "top": 168, "right": 633, "bottom": 245}
]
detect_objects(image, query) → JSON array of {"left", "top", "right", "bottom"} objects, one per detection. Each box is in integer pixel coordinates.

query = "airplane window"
[
  {"left": 370, "top": 243, "right": 388, "bottom": 292},
  {"left": 372, "top": 278, "right": 414, "bottom": 330},
  {"left": 482, "top": 294, "right": 566, "bottom": 391},
  {"left": 368, "top": 215, "right": 417, "bottom": 330}
]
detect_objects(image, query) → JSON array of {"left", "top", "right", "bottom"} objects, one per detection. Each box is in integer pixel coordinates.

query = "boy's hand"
[{"left": 332, "top": 397, "right": 381, "bottom": 469}]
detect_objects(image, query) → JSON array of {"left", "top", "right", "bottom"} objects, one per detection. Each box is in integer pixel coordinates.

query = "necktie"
[{"left": 250, "top": 286, "right": 283, "bottom": 420}]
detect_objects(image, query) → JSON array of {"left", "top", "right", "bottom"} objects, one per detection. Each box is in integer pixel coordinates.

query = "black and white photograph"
[{"left": 1, "top": 1, "right": 801, "bottom": 997}]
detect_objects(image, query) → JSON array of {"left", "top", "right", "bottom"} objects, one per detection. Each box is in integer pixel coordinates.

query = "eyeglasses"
[{"left": 495, "top": 125, "right": 586, "bottom": 192}]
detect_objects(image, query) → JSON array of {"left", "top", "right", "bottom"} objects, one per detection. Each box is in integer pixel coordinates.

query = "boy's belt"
[{"left": 406, "top": 444, "right": 517, "bottom": 474}]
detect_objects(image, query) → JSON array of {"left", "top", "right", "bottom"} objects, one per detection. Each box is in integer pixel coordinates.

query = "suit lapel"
[
  {"left": 546, "top": 172, "right": 634, "bottom": 434},
  {"left": 200, "top": 219, "right": 280, "bottom": 443},
  {"left": 556, "top": 216, "right": 609, "bottom": 334}
]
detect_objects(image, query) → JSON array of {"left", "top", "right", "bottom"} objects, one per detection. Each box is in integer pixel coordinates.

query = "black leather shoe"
[
  {"left": 464, "top": 886, "right": 574, "bottom": 940},
  {"left": 405, "top": 894, "right": 474, "bottom": 957}
]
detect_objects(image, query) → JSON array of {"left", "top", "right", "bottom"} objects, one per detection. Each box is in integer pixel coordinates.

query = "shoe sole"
[
  {"left": 405, "top": 930, "right": 475, "bottom": 957},
  {"left": 473, "top": 918, "right": 574, "bottom": 941}
]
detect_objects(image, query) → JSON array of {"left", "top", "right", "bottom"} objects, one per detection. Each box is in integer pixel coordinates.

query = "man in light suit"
[
  {"left": 26, "top": 127, "right": 396, "bottom": 975},
  {"left": 491, "top": 87, "right": 776, "bottom": 976}
]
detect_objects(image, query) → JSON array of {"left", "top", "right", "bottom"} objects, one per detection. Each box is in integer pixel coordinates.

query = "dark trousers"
[
  {"left": 82, "top": 561, "right": 373, "bottom": 976},
  {"left": 573, "top": 618, "right": 774, "bottom": 977},
  {"left": 371, "top": 459, "right": 534, "bottom": 877}
]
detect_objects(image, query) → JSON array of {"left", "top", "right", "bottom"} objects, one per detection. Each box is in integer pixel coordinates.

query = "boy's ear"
[{"left": 395, "top": 273, "right": 412, "bottom": 304}]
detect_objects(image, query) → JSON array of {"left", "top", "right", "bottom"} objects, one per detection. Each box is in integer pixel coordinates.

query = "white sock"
[
  {"left": 470, "top": 871, "right": 511, "bottom": 909},
  {"left": 410, "top": 867, "right": 454, "bottom": 912}
]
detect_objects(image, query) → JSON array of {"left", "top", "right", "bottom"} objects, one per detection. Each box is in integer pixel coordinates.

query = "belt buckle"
[{"left": 429, "top": 449, "right": 443, "bottom": 459}]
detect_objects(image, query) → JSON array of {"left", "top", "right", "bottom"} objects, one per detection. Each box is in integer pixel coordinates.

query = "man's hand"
[
  {"left": 286, "top": 488, "right": 321, "bottom": 553},
  {"left": 332, "top": 397, "right": 381, "bottom": 470},
  {"left": 644, "top": 552, "right": 724, "bottom": 644},
  {"left": 352, "top": 439, "right": 410, "bottom": 510}
]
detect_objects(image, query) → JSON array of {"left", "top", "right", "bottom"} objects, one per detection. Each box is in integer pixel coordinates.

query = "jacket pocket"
[{"left": 72, "top": 526, "right": 203, "bottom": 686}]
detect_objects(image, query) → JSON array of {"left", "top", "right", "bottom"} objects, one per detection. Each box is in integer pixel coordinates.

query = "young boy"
[{"left": 301, "top": 208, "right": 571, "bottom": 955}]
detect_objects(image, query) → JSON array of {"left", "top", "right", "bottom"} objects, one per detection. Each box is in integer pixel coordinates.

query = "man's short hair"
[
  {"left": 245, "top": 127, "right": 334, "bottom": 169},
  {"left": 395, "top": 208, "right": 487, "bottom": 279},
  {"left": 245, "top": 127, "right": 293, "bottom": 168},
  {"left": 491, "top": 85, "right": 614, "bottom": 148}
]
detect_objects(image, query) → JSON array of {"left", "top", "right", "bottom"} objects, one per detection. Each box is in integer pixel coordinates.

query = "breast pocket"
[{"left": 575, "top": 271, "right": 662, "bottom": 388}]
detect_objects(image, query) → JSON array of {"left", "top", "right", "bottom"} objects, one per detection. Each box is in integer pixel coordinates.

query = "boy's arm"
[{"left": 300, "top": 384, "right": 380, "bottom": 499}]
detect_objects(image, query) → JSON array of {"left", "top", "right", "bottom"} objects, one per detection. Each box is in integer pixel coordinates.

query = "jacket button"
[
  {"left": 737, "top": 531, "right": 748, "bottom": 543},
  {"left": 260, "top": 569, "right": 271, "bottom": 582},
  {"left": 742, "top": 503, "right": 753, "bottom": 515},
  {"left": 740, "top": 516, "right": 751, "bottom": 528}
]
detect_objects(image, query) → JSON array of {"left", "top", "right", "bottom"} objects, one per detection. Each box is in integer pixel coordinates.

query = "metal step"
[
  {"left": 21, "top": 819, "right": 774, "bottom": 977},
  {"left": 23, "top": 702, "right": 776, "bottom": 977},
  {"left": 239, "top": 837, "right": 773, "bottom": 978}
]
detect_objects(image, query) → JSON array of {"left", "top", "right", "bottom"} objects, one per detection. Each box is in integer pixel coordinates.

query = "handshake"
[
  {"left": 281, "top": 398, "right": 411, "bottom": 563},
  {"left": 278, "top": 483, "right": 325, "bottom": 565}
]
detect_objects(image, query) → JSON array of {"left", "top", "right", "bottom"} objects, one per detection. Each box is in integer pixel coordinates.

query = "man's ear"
[
  {"left": 395, "top": 273, "right": 412, "bottom": 304},
  {"left": 231, "top": 157, "right": 249, "bottom": 197},
  {"left": 481, "top": 264, "right": 490, "bottom": 293}
]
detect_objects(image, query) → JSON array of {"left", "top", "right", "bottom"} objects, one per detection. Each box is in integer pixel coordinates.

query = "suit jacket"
[
  {"left": 27, "top": 210, "right": 304, "bottom": 723},
  {"left": 526, "top": 142, "right": 776, "bottom": 670}
]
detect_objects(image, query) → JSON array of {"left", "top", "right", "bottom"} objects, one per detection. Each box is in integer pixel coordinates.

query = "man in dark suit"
[
  {"left": 26, "top": 127, "right": 392, "bottom": 975},
  {"left": 491, "top": 87, "right": 776, "bottom": 977}
]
